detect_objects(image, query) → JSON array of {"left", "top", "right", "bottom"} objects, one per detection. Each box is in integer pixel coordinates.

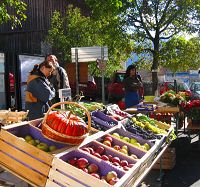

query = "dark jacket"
[
  {"left": 49, "top": 65, "right": 70, "bottom": 92},
  {"left": 25, "top": 71, "right": 55, "bottom": 120},
  {"left": 124, "top": 76, "right": 142, "bottom": 92}
]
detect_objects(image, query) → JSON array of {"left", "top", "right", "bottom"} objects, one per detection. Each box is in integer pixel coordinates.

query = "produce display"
[
  {"left": 80, "top": 141, "right": 136, "bottom": 172},
  {"left": 98, "top": 134, "right": 146, "bottom": 160},
  {"left": 91, "top": 110, "right": 118, "bottom": 129},
  {"left": 60, "top": 150, "right": 125, "bottom": 186},
  {"left": 111, "top": 131, "right": 151, "bottom": 151},
  {"left": 159, "top": 90, "right": 189, "bottom": 106},
  {"left": 0, "top": 102, "right": 175, "bottom": 187},
  {"left": 23, "top": 134, "right": 57, "bottom": 152}
]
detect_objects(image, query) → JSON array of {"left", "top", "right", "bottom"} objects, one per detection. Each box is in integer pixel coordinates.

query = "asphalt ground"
[{"left": 140, "top": 133, "right": 200, "bottom": 187}]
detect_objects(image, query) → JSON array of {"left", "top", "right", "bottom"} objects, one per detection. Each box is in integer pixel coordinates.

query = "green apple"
[
  {"left": 130, "top": 138, "right": 137, "bottom": 144},
  {"left": 28, "top": 139, "right": 37, "bottom": 146},
  {"left": 121, "top": 145, "right": 128, "bottom": 150},
  {"left": 49, "top": 145, "right": 57, "bottom": 152},
  {"left": 37, "top": 142, "right": 49, "bottom": 152},
  {"left": 132, "top": 117, "right": 137, "bottom": 123},
  {"left": 35, "top": 139, "right": 40, "bottom": 145},
  {"left": 122, "top": 137, "right": 130, "bottom": 143},
  {"left": 112, "top": 133, "right": 120, "bottom": 139},
  {"left": 143, "top": 143, "right": 150, "bottom": 151},
  {"left": 119, "top": 148, "right": 128, "bottom": 155},
  {"left": 135, "top": 142, "right": 141, "bottom": 147},
  {"left": 24, "top": 135, "right": 33, "bottom": 142}
]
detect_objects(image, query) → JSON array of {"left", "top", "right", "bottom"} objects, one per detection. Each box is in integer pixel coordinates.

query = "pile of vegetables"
[{"left": 159, "top": 90, "right": 189, "bottom": 106}]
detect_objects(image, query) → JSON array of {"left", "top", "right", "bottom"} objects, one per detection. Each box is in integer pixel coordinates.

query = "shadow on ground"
[{"left": 140, "top": 137, "right": 200, "bottom": 187}]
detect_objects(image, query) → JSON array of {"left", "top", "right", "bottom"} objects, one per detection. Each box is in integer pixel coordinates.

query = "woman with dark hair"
[
  {"left": 25, "top": 60, "right": 55, "bottom": 120},
  {"left": 124, "top": 64, "right": 143, "bottom": 108}
]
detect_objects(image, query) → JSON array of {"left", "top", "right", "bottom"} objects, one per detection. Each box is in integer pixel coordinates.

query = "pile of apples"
[
  {"left": 111, "top": 132, "right": 151, "bottom": 151},
  {"left": 22, "top": 134, "right": 57, "bottom": 152},
  {"left": 67, "top": 157, "right": 120, "bottom": 185},
  {"left": 102, "top": 135, "right": 139, "bottom": 160},
  {"left": 81, "top": 144, "right": 135, "bottom": 172}
]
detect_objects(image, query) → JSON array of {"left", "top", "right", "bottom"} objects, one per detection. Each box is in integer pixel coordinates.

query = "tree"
[
  {"left": 0, "top": 0, "right": 27, "bottom": 28},
  {"left": 46, "top": 5, "right": 133, "bottom": 77},
  {"left": 160, "top": 36, "right": 200, "bottom": 72},
  {"left": 86, "top": 0, "right": 200, "bottom": 92}
]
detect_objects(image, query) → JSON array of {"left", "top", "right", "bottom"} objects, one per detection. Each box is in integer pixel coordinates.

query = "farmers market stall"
[{"left": 0, "top": 102, "right": 175, "bottom": 187}]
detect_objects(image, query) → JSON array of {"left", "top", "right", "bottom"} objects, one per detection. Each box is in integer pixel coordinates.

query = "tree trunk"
[{"left": 151, "top": 36, "right": 159, "bottom": 94}]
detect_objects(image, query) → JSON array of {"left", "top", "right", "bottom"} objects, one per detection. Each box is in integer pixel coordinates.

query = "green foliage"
[
  {"left": 160, "top": 36, "right": 200, "bottom": 72},
  {"left": 0, "top": 0, "right": 27, "bottom": 28},
  {"left": 46, "top": 4, "right": 132, "bottom": 77},
  {"left": 85, "top": 0, "right": 199, "bottom": 92}
]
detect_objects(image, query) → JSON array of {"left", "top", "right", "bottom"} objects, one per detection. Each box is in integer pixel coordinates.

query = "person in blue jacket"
[
  {"left": 25, "top": 60, "right": 55, "bottom": 120},
  {"left": 124, "top": 64, "right": 143, "bottom": 108}
]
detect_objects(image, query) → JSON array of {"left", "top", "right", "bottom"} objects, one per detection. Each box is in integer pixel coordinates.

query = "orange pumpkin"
[{"left": 46, "top": 111, "right": 87, "bottom": 136}]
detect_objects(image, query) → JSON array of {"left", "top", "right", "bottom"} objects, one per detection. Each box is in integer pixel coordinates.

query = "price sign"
[
  {"left": 97, "top": 59, "right": 106, "bottom": 71},
  {"left": 59, "top": 88, "right": 71, "bottom": 98}
]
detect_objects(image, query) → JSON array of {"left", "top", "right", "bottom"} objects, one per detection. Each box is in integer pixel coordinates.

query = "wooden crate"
[
  {"left": 156, "top": 106, "right": 179, "bottom": 113},
  {"left": 0, "top": 110, "right": 28, "bottom": 125},
  {"left": 0, "top": 122, "right": 71, "bottom": 187},
  {"left": 152, "top": 147, "right": 176, "bottom": 170},
  {"left": 47, "top": 149, "right": 127, "bottom": 187}
]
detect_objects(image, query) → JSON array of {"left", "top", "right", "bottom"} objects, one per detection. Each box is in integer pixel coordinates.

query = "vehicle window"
[
  {"left": 116, "top": 74, "right": 125, "bottom": 83},
  {"left": 168, "top": 83, "right": 174, "bottom": 90},
  {"left": 178, "top": 83, "right": 189, "bottom": 91},
  {"left": 195, "top": 84, "right": 200, "bottom": 91},
  {"left": 190, "top": 83, "right": 194, "bottom": 90}
]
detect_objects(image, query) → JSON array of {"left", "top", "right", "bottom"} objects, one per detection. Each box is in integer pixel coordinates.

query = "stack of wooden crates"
[{"left": 153, "top": 147, "right": 176, "bottom": 170}]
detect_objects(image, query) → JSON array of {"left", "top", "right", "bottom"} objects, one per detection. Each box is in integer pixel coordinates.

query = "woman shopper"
[
  {"left": 25, "top": 60, "right": 55, "bottom": 120},
  {"left": 124, "top": 64, "right": 143, "bottom": 108}
]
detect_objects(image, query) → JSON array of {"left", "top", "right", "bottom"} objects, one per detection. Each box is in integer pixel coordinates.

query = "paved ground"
[{"left": 140, "top": 133, "right": 200, "bottom": 187}]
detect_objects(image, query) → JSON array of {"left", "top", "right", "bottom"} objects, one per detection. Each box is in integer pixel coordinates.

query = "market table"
[{"left": 125, "top": 102, "right": 180, "bottom": 134}]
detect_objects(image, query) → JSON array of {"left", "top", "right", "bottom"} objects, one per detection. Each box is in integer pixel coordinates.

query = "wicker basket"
[{"left": 42, "top": 101, "right": 91, "bottom": 145}]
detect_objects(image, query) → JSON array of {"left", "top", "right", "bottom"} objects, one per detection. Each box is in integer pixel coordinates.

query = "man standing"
[{"left": 46, "top": 54, "right": 70, "bottom": 103}]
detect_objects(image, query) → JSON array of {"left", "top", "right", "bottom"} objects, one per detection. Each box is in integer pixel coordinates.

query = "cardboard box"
[{"left": 153, "top": 147, "right": 176, "bottom": 170}]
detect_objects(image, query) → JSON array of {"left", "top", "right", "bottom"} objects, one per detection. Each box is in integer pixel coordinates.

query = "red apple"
[
  {"left": 104, "top": 135, "right": 113, "bottom": 142},
  {"left": 93, "top": 152, "right": 101, "bottom": 158},
  {"left": 128, "top": 163, "right": 134, "bottom": 168},
  {"left": 101, "top": 154, "right": 109, "bottom": 161},
  {"left": 108, "top": 154, "right": 113, "bottom": 161},
  {"left": 112, "top": 157, "right": 120, "bottom": 164},
  {"left": 77, "top": 158, "right": 89, "bottom": 169},
  {"left": 113, "top": 161, "right": 120, "bottom": 167},
  {"left": 88, "top": 147, "right": 95, "bottom": 155},
  {"left": 68, "top": 157, "right": 77, "bottom": 166},
  {"left": 90, "top": 173, "right": 100, "bottom": 179},
  {"left": 81, "top": 147, "right": 90, "bottom": 154},
  {"left": 81, "top": 168, "right": 88, "bottom": 173},
  {"left": 87, "top": 163, "right": 99, "bottom": 173},
  {"left": 113, "top": 145, "right": 121, "bottom": 151},
  {"left": 123, "top": 166, "right": 130, "bottom": 171},
  {"left": 95, "top": 146, "right": 105, "bottom": 155},
  {"left": 120, "top": 160, "right": 128, "bottom": 167},
  {"left": 106, "top": 171, "right": 118, "bottom": 182},
  {"left": 103, "top": 140, "right": 111, "bottom": 147},
  {"left": 109, "top": 177, "right": 119, "bottom": 185}
]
